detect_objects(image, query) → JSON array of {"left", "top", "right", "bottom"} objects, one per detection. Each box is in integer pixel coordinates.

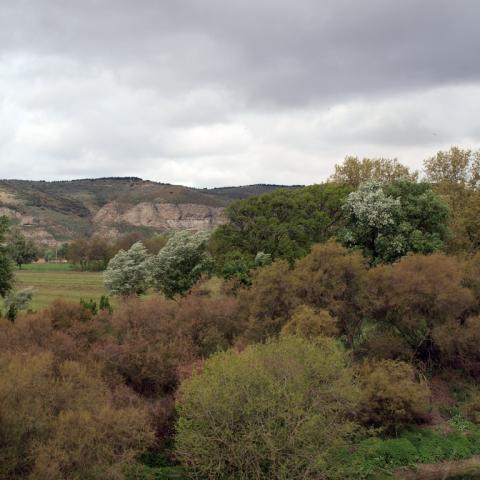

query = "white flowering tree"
[
  {"left": 103, "top": 242, "right": 152, "bottom": 296},
  {"left": 342, "top": 180, "right": 402, "bottom": 260},
  {"left": 151, "top": 231, "right": 212, "bottom": 298},
  {"left": 342, "top": 179, "right": 449, "bottom": 263}
]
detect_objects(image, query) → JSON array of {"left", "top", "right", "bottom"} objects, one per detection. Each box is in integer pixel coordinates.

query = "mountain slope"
[{"left": 0, "top": 178, "right": 293, "bottom": 245}]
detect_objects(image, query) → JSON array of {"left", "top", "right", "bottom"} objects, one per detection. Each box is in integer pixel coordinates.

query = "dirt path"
[{"left": 395, "top": 455, "right": 480, "bottom": 479}]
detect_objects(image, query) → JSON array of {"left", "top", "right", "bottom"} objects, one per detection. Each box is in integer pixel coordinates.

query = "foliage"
[
  {"left": 175, "top": 336, "right": 359, "bottom": 480},
  {"left": 95, "top": 294, "right": 241, "bottom": 396},
  {"left": 0, "top": 351, "right": 154, "bottom": 480},
  {"left": 342, "top": 426, "right": 480, "bottom": 479},
  {"left": 7, "top": 229, "right": 38, "bottom": 268},
  {"left": 67, "top": 237, "right": 113, "bottom": 271},
  {"left": 357, "top": 360, "right": 431, "bottom": 433},
  {"left": 281, "top": 305, "right": 339, "bottom": 339},
  {"left": 104, "top": 242, "right": 152, "bottom": 296},
  {"left": 424, "top": 147, "right": 480, "bottom": 251},
  {"left": 240, "top": 260, "right": 297, "bottom": 342},
  {"left": 433, "top": 316, "right": 480, "bottom": 378},
  {"left": 342, "top": 179, "right": 450, "bottom": 263},
  {"left": 365, "top": 253, "right": 473, "bottom": 362},
  {"left": 459, "top": 388, "right": 480, "bottom": 424},
  {"left": 292, "top": 242, "right": 367, "bottom": 350},
  {"left": 0, "top": 216, "right": 14, "bottom": 298},
  {"left": 3, "top": 287, "right": 34, "bottom": 321},
  {"left": 152, "top": 231, "right": 212, "bottom": 298},
  {"left": 211, "top": 183, "right": 351, "bottom": 267},
  {"left": 330, "top": 156, "right": 417, "bottom": 187}
]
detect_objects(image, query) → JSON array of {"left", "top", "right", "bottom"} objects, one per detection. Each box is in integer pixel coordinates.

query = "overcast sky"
[{"left": 1, "top": 0, "right": 480, "bottom": 187}]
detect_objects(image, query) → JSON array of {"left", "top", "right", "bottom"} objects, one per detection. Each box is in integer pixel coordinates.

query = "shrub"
[
  {"left": 175, "top": 336, "right": 359, "bottom": 480},
  {"left": 94, "top": 298, "right": 194, "bottom": 396},
  {"left": 433, "top": 316, "right": 480, "bottom": 378},
  {"left": 365, "top": 253, "right": 474, "bottom": 362},
  {"left": 281, "top": 305, "right": 339, "bottom": 338},
  {"left": 0, "top": 352, "right": 154, "bottom": 480},
  {"left": 240, "top": 260, "right": 297, "bottom": 342},
  {"left": 460, "top": 388, "right": 480, "bottom": 424},
  {"left": 357, "top": 360, "right": 431, "bottom": 433},
  {"left": 292, "top": 242, "right": 367, "bottom": 350}
]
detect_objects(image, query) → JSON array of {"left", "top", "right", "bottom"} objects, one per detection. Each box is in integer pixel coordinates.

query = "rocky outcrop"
[{"left": 93, "top": 201, "right": 226, "bottom": 232}]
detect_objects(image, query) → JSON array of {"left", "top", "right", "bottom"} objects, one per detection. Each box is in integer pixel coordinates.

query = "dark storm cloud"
[
  {"left": 1, "top": 0, "right": 480, "bottom": 185},
  {"left": 2, "top": 0, "right": 480, "bottom": 105}
]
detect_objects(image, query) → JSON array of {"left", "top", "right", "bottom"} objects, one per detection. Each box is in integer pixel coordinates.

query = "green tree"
[
  {"left": 175, "top": 336, "right": 359, "bottom": 480},
  {"left": 211, "top": 183, "right": 351, "bottom": 267},
  {"left": 7, "top": 229, "right": 38, "bottom": 268},
  {"left": 151, "top": 231, "right": 212, "bottom": 298},
  {"left": 0, "top": 216, "right": 14, "bottom": 298},
  {"left": 330, "top": 156, "right": 417, "bottom": 187},
  {"left": 104, "top": 242, "right": 152, "bottom": 296},
  {"left": 342, "top": 179, "right": 450, "bottom": 263}
]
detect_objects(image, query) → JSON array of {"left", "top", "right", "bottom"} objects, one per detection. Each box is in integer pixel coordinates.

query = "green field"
[{"left": 16, "top": 264, "right": 106, "bottom": 311}]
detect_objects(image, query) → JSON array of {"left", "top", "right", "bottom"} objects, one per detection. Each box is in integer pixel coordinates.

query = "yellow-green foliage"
[
  {"left": 357, "top": 360, "right": 431, "bottom": 433},
  {"left": 0, "top": 352, "right": 154, "bottom": 480},
  {"left": 175, "top": 336, "right": 359, "bottom": 480},
  {"left": 281, "top": 305, "right": 339, "bottom": 338}
]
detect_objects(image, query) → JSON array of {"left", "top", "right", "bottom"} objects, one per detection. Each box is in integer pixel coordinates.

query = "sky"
[{"left": 1, "top": 0, "right": 480, "bottom": 187}]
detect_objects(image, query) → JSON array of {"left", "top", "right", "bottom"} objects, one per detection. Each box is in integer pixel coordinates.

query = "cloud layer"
[{"left": 1, "top": 0, "right": 480, "bottom": 186}]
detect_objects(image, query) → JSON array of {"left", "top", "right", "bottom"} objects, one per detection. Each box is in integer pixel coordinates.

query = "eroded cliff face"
[{"left": 93, "top": 201, "right": 226, "bottom": 234}]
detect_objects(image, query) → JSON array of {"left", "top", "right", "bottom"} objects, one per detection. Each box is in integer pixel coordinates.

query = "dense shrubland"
[{"left": 2, "top": 147, "right": 480, "bottom": 479}]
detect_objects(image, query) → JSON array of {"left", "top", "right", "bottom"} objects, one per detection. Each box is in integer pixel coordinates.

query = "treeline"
[{"left": 1, "top": 147, "right": 480, "bottom": 479}]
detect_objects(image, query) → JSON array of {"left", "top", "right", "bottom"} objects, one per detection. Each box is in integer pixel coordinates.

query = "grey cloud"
[{"left": 1, "top": 1, "right": 480, "bottom": 185}]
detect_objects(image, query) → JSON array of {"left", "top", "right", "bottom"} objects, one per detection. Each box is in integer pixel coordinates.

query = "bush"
[
  {"left": 175, "top": 336, "right": 359, "bottom": 480},
  {"left": 433, "top": 316, "right": 480, "bottom": 378},
  {"left": 281, "top": 305, "right": 339, "bottom": 338},
  {"left": 460, "top": 388, "right": 480, "bottom": 424},
  {"left": 357, "top": 360, "right": 431, "bottom": 433},
  {"left": 0, "top": 352, "right": 154, "bottom": 480}
]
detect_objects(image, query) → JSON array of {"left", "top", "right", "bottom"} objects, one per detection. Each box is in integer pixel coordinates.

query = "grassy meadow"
[{"left": 16, "top": 263, "right": 106, "bottom": 311}]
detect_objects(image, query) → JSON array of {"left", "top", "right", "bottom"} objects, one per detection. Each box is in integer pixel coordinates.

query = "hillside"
[{"left": 0, "top": 178, "right": 293, "bottom": 245}]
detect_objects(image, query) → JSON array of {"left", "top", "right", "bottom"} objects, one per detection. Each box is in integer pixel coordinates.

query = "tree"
[
  {"left": 7, "top": 229, "right": 37, "bottom": 268},
  {"left": 104, "top": 242, "right": 152, "bottom": 296},
  {"left": 3, "top": 287, "right": 33, "bottom": 322},
  {"left": 210, "top": 183, "right": 351, "bottom": 267},
  {"left": 365, "top": 253, "right": 474, "bottom": 362},
  {"left": 424, "top": 147, "right": 480, "bottom": 252},
  {"left": 342, "top": 179, "right": 450, "bottom": 263},
  {"left": 292, "top": 242, "right": 367, "bottom": 350},
  {"left": 0, "top": 216, "right": 14, "bottom": 298},
  {"left": 330, "top": 156, "right": 417, "bottom": 187},
  {"left": 424, "top": 146, "right": 480, "bottom": 189},
  {"left": 151, "top": 231, "right": 212, "bottom": 298},
  {"left": 175, "top": 336, "right": 359, "bottom": 480}
]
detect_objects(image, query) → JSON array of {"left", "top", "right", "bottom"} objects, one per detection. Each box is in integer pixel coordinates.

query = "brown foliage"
[
  {"left": 365, "top": 253, "right": 474, "bottom": 360},
  {"left": 433, "top": 316, "right": 480, "bottom": 378},
  {"left": 292, "top": 242, "right": 367, "bottom": 349},
  {"left": 0, "top": 352, "right": 153, "bottom": 480},
  {"left": 240, "top": 260, "right": 297, "bottom": 342},
  {"left": 357, "top": 359, "right": 431, "bottom": 433}
]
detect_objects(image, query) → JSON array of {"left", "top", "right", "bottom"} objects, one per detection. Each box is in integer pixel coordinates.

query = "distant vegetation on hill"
[{"left": 0, "top": 177, "right": 295, "bottom": 244}]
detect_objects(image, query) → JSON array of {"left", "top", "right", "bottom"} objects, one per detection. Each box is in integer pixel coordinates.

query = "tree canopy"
[
  {"left": 210, "top": 183, "right": 351, "bottom": 267},
  {"left": 342, "top": 179, "right": 450, "bottom": 263}
]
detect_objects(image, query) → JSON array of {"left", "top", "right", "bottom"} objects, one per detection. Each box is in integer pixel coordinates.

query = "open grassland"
[{"left": 16, "top": 264, "right": 106, "bottom": 311}]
